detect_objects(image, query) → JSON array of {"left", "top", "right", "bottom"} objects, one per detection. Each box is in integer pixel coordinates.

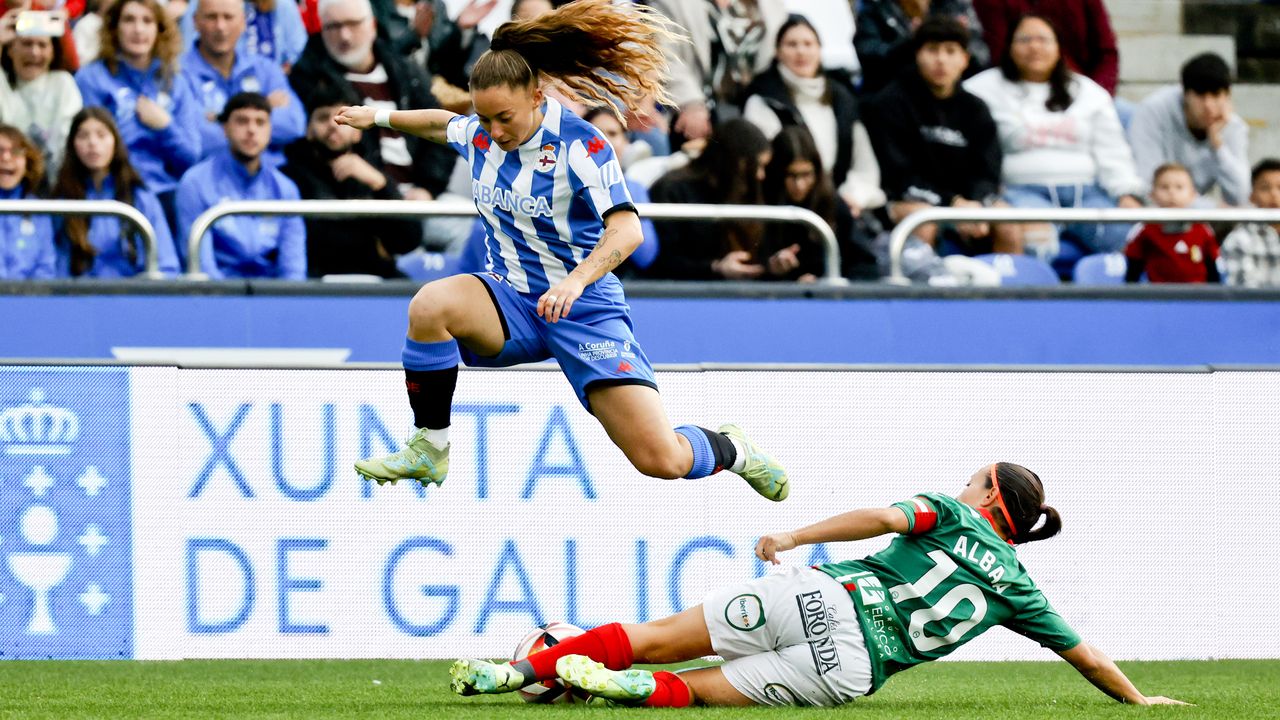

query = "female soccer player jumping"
[
  {"left": 334, "top": 0, "right": 788, "bottom": 501},
  {"left": 450, "top": 463, "right": 1188, "bottom": 707}
]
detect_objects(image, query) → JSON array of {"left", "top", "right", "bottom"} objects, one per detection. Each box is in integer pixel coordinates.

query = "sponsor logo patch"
[
  {"left": 724, "top": 593, "right": 765, "bottom": 631},
  {"left": 763, "top": 683, "right": 799, "bottom": 704}
]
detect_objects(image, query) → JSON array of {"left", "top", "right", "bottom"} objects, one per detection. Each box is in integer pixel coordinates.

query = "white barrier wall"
[{"left": 0, "top": 366, "right": 1276, "bottom": 661}]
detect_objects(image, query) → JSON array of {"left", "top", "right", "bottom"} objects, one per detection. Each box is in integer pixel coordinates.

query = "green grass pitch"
[{"left": 0, "top": 659, "right": 1275, "bottom": 718}]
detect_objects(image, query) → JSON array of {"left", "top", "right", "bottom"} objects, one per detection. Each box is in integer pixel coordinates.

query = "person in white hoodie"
[
  {"left": 0, "top": 10, "right": 84, "bottom": 179},
  {"left": 964, "top": 13, "right": 1142, "bottom": 258}
]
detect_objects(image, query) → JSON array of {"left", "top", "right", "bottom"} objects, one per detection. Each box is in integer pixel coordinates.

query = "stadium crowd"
[{"left": 0, "top": 0, "right": 1277, "bottom": 287}]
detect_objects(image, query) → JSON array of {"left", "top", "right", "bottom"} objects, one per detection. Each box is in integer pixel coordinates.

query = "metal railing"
[
  {"left": 0, "top": 200, "right": 164, "bottom": 279},
  {"left": 185, "top": 200, "right": 845, "bottom": 283},
  {"left": 888, "top": 207, "right": 1280, "bottom": 284}
]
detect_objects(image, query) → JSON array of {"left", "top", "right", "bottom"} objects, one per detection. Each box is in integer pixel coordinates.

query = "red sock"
[
  {"left": 643, "top": 671, "right": 693, "bottom": 708},
  {"left": 518, "top": 623, "right": 635, "bottom": 681}
]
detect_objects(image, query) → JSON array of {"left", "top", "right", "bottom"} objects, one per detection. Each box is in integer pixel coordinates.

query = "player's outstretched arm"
[
  {"left": 755, "top": 507, "right": 909, "bottom": 564},
  {"left": 1057, "top": 642, "right": 1189, "bottom": 705},
  {"left": 333, "top": 106, "right": 458, "bottom": 145}
]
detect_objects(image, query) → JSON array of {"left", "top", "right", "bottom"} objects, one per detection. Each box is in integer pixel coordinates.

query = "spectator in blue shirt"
[
  {"left": 181, "top": 0, "right": 305, "bottom": 166},
  {"left": 0, "top": 124, "right": 56, "bottom": 279},
  {"left": 76, "top": 0, "right": 202, "bottom": 235},
  {"left": 177, "top": 91, "right": 306, "bottom": 279},
  {"left": 180, "top": 0, "right": 308, "bottom": 71},
  {"left": 52, "top": 107, "right": 180, "bottom": 277}
]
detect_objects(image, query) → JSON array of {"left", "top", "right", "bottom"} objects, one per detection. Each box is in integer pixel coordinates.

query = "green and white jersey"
[{"left": 817, "top": 493, "right": 1081, "bottom": 692}]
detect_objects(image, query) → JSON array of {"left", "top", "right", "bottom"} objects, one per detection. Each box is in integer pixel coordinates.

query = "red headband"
[{"left": 990, "top": 464, "right": 1018, "bottom": 538}]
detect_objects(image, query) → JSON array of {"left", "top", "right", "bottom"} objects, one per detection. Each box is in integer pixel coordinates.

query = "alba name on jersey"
[
  {"left": 817, "top": 494, "right": 1081, "bottom": 692},
  {"left": 445, "top": 97, "right": 635, "bottom": 306}
]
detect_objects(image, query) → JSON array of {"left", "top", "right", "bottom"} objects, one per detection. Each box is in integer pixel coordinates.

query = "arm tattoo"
[{"left": 588, "top": 227, "right": 625, "bottom": 272}]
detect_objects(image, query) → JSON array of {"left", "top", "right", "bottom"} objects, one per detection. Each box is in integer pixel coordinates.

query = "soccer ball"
[{"left": 512, "top": 621, "right": 590, "bottom": 703}]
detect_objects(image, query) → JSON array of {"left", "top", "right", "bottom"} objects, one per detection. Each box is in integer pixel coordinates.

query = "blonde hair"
[
  {"left": 98, "top": 0, "right": 183, "bottom": 84},
  {"left": 470, "top": 0, "right": 685, "bottom": 120}
]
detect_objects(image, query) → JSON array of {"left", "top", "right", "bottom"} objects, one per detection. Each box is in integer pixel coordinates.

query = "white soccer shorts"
[{"left": 701, "top": 566, "right": 872, "bottom": 707}]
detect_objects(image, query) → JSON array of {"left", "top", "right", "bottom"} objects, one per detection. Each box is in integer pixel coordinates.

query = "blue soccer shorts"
[{"left": 459, "top": 272, "right": 658, "bottom": 412}]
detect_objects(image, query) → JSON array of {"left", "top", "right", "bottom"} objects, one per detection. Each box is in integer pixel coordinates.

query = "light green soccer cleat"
[
  {"left": 719, "top": 424, "right": 789, "bottom": 501},
  {"left": 449, "top": 658, "right": 528, "bottom": 696},
  {"left": 555, "top": 655, "right": 655, "bottom": 705},
  {"left": 354, "top": 427, "right": 449, "bottom": 488}
]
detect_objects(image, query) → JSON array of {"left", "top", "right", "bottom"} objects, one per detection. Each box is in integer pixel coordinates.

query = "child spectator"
[
  {"left": 1128, "top": 53, "right": 1250, "bottom": 207},
  {"left": 1124, "top": 163, "right": 1219, "bottom": 284},
  {"left": 0, "top": 11, "right": 83, "bottom": 176},
  {"left": 0, "top": 124, "right": 56, "bottom": 279},
  {"left": 1221, "top": 159, "right": 1280, "bottom": 287},
  {"left": 177, "top": 91, "right": 305, "bottom": 279},
  {"left": 76, "top": 0, "right": 202, "bottom": 234},
  {"left": 53, "top": 107, "right": 179, "bottom": 277}
]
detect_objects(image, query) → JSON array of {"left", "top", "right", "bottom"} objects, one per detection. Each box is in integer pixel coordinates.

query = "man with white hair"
[
  {"left": 289, "top": 0, "right": 454, "bottom": 201},
  {"left": 182, "top": 0, "right": 306, "bottom": 166}
]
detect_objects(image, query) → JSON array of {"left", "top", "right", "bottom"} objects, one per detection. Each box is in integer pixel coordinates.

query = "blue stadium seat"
[
  {"left": 396, "top": 249, "right": 463, "bottom": 282},
  {"left": 1050, "top": 235, "right": 1087, "bottom": 280},
  {"left": 1072, "top": 253, "right": 1129, "bottom": 285},
  {"left": 974, "top": 254, "right": 1060, "bottom": 286}
]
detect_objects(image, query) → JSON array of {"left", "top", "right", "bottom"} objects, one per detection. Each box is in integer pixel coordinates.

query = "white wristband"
[{"left": 374, "top": 108, "right": 393, "bottom": 129}]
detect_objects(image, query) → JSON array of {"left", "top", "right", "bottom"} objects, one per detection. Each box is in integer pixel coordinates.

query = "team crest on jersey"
[{"left": 536, "top": 143, "right": 557, "bottom": 172}]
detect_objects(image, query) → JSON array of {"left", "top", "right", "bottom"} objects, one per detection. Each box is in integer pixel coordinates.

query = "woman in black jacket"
[{"left": 742, "top": 15, "right": 884, "bottom": 214}]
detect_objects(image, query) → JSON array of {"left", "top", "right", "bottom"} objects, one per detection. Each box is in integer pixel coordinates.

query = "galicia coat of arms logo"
[{"left": 0, "top": 371, "right": 134, "bottom": 658}]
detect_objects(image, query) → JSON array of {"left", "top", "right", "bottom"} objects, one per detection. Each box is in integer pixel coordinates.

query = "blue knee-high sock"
[
  {"left": 402, "top": 337, "right": 460, "bottom": 371},
  {"left": 402, "top": 338, "right": 461, "bottom": 429},
  {"left": 675, "top": 425, "right": 715, "bottom": 478}
]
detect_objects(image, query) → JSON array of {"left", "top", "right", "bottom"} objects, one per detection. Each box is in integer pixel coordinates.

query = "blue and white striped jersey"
[{"left": 446, "top": 97, "right": 636, "bottom": 297}]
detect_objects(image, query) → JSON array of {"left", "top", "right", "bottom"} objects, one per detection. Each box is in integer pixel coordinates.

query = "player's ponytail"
[
  {"left": 992, "top": 462, "right": 1062, "bottom": 544},
  {"left": 471, "top": 0, "right": 684, "bottom": 118}
]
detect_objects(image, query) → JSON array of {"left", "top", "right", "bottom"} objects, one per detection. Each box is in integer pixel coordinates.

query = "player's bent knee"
[{"left": 407, "top": 287, "right": 451, "bottom": 331}]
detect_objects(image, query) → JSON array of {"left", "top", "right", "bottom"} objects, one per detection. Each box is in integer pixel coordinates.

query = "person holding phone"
[{"left": 0, "top": 6, "right": 83, "bottom": 176}]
